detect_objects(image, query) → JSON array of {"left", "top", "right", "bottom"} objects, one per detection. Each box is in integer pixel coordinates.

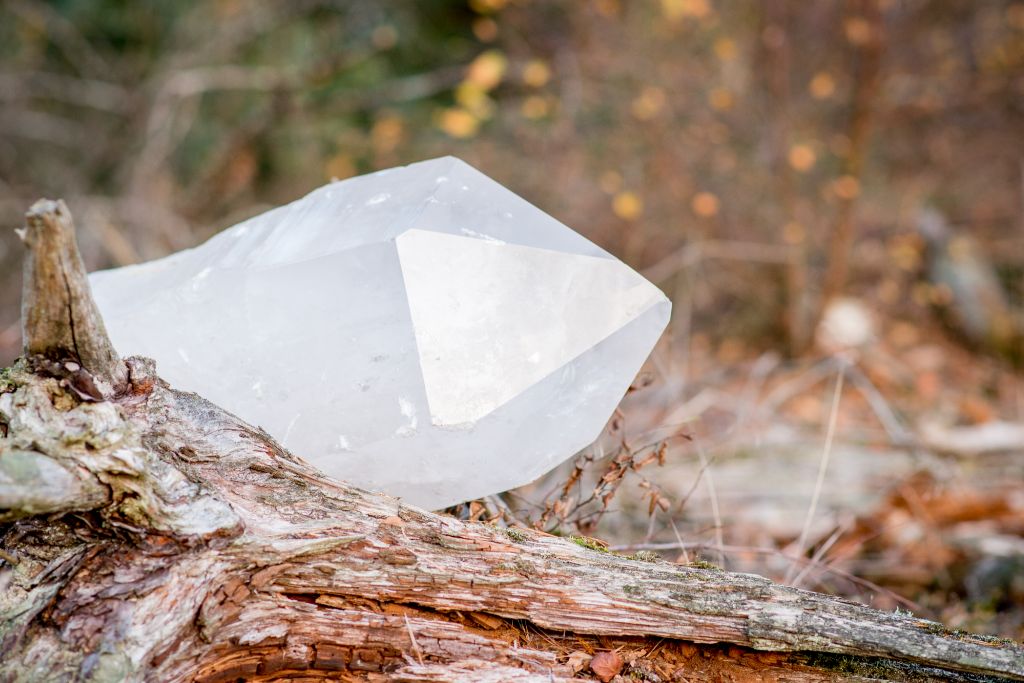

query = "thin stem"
[{"left": 787, "top": 367, "right": 845, "bottom": 584}]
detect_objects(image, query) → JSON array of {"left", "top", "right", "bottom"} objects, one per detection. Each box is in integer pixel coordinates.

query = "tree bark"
[{"left": 1, "top": 201, "right": 1022, "bottom": 682}]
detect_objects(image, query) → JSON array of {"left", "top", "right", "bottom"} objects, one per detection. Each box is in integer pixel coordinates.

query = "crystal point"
[{"left": 90, "top": 157, "right": 670, "bottom": 509}]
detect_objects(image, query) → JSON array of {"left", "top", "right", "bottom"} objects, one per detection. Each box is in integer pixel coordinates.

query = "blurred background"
[{"left": 1, "top": 0, "right": 1022, "bottom": 638}]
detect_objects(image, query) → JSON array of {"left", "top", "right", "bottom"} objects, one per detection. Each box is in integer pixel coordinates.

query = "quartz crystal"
[{"left": 89, "top": 157, "right": 670, "bottom": 509}]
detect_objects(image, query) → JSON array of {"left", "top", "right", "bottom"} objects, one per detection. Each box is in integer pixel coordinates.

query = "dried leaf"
[{"left": 590, "top": 650, "right": 624, "bottom": 682}]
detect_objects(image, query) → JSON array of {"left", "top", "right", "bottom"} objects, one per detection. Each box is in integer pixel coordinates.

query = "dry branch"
[
  {"left": 816, "top": 0, "right": 886, "bottom": 325},
  {"left": 19, "top": 199, "right": 126, "bottom": 393},
  {"left": 1, "top": 201, "right": 1022, "bottom": 682}
]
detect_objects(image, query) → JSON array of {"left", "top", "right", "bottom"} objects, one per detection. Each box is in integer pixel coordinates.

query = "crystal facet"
[{"left": 89, "top": 157, "right": 670, "bottom": 509}]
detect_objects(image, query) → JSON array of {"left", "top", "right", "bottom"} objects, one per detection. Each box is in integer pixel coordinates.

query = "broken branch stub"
[{"left": 19, "top": 198, "right": 126, "bottom": 392}]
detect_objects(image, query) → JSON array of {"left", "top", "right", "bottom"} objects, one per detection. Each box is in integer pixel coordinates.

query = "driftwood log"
[{"left": 1, "top": 200, "right": 1022, "bottom": 683}]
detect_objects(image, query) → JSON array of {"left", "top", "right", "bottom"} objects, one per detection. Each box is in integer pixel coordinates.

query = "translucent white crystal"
[{"left": 89, "top": 157, "right": 670, "bottom": 509}]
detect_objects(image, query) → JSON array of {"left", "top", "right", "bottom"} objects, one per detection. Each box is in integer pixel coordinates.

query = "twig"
[
  {"left": 760, "top": 0, "right": 809, "bottom": 353},
  {"left": 732, "top": 351, "right": 782, "bottom": 438},
  {"left": 814, "top": 0, "right": 886, "bottom": 324},
  {"left": 758, "top": 356, "right": 837, "bottom": 415},
  {"left": 692, "top": 437, "right": 725, "bottom": 566},
  {"left": 642, "top": 239, "right": 798, "bottom": 285},
  {"left": 404, "top": 614, "right": 425, "bottom": 666},
  {"left": 0, "top": 110, "right": 87, "bottom": 148},
  {"left": 0, "top": 71, "right": 129, "bottom": 112},
  {"left": 674, "top": 442, "right": 717, "bottom": 514},
  {"left": 667, "top": 258, "right": 694, "bottom": 398},
  {"left": 484, "top": 494, "right": 519, "bottom": 525},
  {"left": 791, "top": 520, "right": 847, "bottom": 587},
  {"left": 844, "top": 362, "right": 915, "bottom": 448},
  {"left": 667, "top": 516, "right": 690, "bottom": 564},
  {"left": 786, "top": 367, "right": 845, "bottom": 584}
]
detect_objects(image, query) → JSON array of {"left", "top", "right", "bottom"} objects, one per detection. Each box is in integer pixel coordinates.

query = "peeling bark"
[{"left": 1, "top": 200, "right": 1022, "bottom": 682}]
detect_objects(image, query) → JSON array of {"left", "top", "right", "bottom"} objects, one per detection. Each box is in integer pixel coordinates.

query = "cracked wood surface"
[
  {"left": 18, "top": 199, "right": 126, "bottom": 393},
  {"left": 2, "top": 360, "right": 1022, "bottom": 683},
  {"left": 1, "top": 199, "right": 1023, "bottom": 682}
]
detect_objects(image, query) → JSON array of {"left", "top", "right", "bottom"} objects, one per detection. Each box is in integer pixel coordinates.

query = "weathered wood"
[
  {"left": 19, "top": 199, "right": 126, "bottom": 393},
  {"left": 1, "top": 200, "right": 1022, "bottom": 682},
  {"left": 0, "top": 448, "right": 107, "bottom": 522}
]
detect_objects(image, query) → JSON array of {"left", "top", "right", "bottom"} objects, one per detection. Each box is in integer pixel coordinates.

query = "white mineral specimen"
[{"left": 89, "top": 157, "right": 670, "bottom": 509}]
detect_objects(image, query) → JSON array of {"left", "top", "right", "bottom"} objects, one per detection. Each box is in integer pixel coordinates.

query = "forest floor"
[{"left": 500, "top": 311, "right": 1024, "bottom": 641}]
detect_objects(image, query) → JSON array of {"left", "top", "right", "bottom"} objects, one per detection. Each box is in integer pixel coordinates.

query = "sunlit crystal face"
[{"left": 90, "top": 157, "right": 670, "bottom": 509}]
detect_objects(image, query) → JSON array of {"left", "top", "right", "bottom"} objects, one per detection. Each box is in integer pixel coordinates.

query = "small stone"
[
  {"left": 816, "top": 296, "right": 875, "bottom": 352},
  {"left": 590, "top": 650, "right": 624, "bottom": 682}
]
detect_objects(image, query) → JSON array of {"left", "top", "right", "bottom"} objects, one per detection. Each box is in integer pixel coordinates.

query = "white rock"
[
  {"left": 815, "top": 296, "right": 876, "bottom": 353},
  {"left": 90, "top": 157, "right": 670, "bottom": 509}
]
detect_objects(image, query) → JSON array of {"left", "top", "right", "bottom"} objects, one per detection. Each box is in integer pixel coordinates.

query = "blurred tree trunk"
[
  {"left": 761, "top": 0, "right": 812, "bottom": 354},
  {"left": 814, "top": 0, "right": 886, "bottom": 336},
  {"left": 2, "top": 201, "right": 1022, "bottom": 683}
]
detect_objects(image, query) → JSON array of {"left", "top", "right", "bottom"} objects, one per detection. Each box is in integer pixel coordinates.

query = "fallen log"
[{"left": 1, "top": 200, "right": 1021, "bottom": 682}]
